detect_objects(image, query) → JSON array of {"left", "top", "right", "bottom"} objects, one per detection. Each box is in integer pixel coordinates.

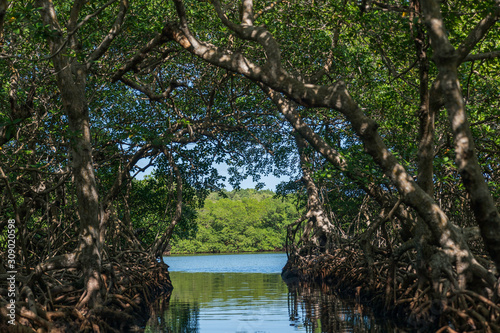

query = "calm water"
[{"left": 145, "top": 253, "right": 400, "bottom": 332}]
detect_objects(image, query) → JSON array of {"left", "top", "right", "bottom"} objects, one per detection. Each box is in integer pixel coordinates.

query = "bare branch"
[
  {"left": 102, "top": 144, "right": 153, "bottom": 206},
  {"left": 166, "top": 2, "right": 496, "bottom": 279},
  {"left": 36, "top": 0, "right": 63, "bottom": 39},
  {"left": 457, "top": 4, "right": 500, "bottom": 63},
  {"left": 87, "top": 0, "right": 129, "bottom": 65},
  {"left": 420, "top": 0, "right": 457, "bottom": 65},
  {"left": 40, "top": 0, "right": 119, "bottom": 60},
  {"left": 240, "top": 0, "right": 254, "bottom": 26},
  {"left": 112, "top": 32, "right": 175, "bottom": 82},
  {"left": 71, "top": 0, "right": 118, "bottom": 33},
  {"left": 118, "top": 77, "right": 184, "bottom": 101},
  {"left": 68, "top": 0, "right": 87, "bottom": 32},
  {"left": 149, "top": 147, "right": 183, "bottom": 259},
  {"left": 211, "top": 0, "right": 280, "bottom": 68},
  {"left": 260, "top": 84, "right": 347, "bottom": 170},
  {"left": 421, "top": 0, "right": 500, "bottom": 269},
  {"left": 28, "top": 172, "right": 71, "bottom": 196},
  {"left": 463, "top": 50, "right": 500, "bottom": 62},
  {"left": 306, "top": 37, "right": 336, "bottom": 84}
]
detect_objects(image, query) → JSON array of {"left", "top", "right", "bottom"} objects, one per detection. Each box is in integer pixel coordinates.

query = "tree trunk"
[
  {"left": 412, "top": 0, "right": 435, "bottom": 197},
  {"left": 37, "top": 0, "right": 103, "bottom": 309},
  {"left": 420, "top": 0, "right": 500, "bottom": 270},
  {"left": 260, "top": 84, "right": 416, "bottom": 241},
  {"left": 294, "top": 133, "right": 335, "bottom": 255},
  {"left": 55, "top": 61, "right": 103, "bottom": 309},
  {"left": 149, "top": 148, "right": 183, "bottom": 260}
]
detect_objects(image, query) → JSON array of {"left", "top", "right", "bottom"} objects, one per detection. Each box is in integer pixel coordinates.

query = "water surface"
[
  {"left": 145, "top": 252, "right": 399, "bottom": 332},
  {"left": 164, "top": 252, "right": 287, "bottom": 273}
]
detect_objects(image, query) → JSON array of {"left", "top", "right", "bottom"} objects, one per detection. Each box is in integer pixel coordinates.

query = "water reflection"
[
  {"left": 146, "top": 273, "right": 404, "bottom": 332},
  {"left": 146, "top": 272, "right": 292, "bottom": 332},
  {"left": 148, "top": 297, "right": 200, "bottom": 333},
  {"left": 286, "top": 282, "right": 399, "bottom": 332},
  {"left": 145, "top": 254, "right": 407, "bottom": 332}
]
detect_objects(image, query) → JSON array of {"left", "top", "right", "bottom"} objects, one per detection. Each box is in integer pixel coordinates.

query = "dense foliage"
[
  {"left": 1, "top": 0, "right": 499, "bottom": 331},
  {"left": 170, "top": 189, "right": 302, "bottom": 253}
]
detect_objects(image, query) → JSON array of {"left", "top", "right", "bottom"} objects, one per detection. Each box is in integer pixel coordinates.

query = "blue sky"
[
  {"left": 134, "top": 159, "right": 289, "bottom": 191},
  {"left": 213, "top": 163, "right": 288, "bottom": 191}
]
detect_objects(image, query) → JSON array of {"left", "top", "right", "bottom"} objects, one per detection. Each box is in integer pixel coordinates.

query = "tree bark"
[
  {"left": 0, "top": 0, "right": 7, "bottom": 44},
  {"left": 36, "top": 0, "right": 129, "bottom": 309},
  {"left": 411, "top": 0, "right": 435, "bottom": 197},
  {"left": 53, "top": 60, "right": 103, "bottom": 309},
  {"left": 420, "top": 0, "right": 500, "bottom": 270},
  {"left": 294, "top": 133, "right": 335, "bottom": 254},
  {"left": 260, "top": 84, "right": 416, "bottom": 240}
]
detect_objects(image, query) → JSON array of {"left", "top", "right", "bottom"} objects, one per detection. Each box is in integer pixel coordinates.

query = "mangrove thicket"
[{"left": 1, "top": 0, "right": 500, "bottom": 332}]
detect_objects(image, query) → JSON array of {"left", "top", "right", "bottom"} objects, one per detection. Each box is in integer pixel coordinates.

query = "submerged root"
[{"left": 283, "top": 246, "right": 500, "bottom": 332}]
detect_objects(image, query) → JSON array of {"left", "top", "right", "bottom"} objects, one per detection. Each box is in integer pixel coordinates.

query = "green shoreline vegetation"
[
  {"left": 130, "top": 184, "right": 302, "bottom": 255},
  {"left": 171, "top": 189, "right": 301, "bottom": 254}
]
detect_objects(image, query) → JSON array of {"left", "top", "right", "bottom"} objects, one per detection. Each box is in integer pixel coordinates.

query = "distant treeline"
[{"left": 170, "top": 189, "right": 302, "bottom": 254}]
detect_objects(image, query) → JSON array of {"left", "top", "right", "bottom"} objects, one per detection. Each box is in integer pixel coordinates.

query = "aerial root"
[
  {"left": 284, "top": 247, "right": 500, "bottom": 332},
  {"left": 0, "top": 253, "right": 172, "bottom": 332}
]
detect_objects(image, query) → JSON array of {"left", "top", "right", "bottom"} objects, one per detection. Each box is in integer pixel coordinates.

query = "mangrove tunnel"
[{"left": 1, "top": 0, "right": 499, "bottom": 331}]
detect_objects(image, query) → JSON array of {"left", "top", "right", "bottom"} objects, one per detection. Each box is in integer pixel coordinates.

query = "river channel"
[{"left": 145, "top": 252, "right": 402, "bottom": 332}]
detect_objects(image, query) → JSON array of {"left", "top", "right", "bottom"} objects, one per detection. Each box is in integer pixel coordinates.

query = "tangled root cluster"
[
  {"left": 283, "top": 247, "right": 500, "bottom": 333},
  {"left": 0, "top": 251, "right": 172, "bottom": 333}
]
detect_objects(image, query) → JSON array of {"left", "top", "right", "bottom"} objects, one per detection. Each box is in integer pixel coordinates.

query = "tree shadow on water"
[
  {"left": 286, "top": 282, "right": 411, "bottom": 333},
  {"left": 146, "top": 297, "right": 200, "bottom": 333}
]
